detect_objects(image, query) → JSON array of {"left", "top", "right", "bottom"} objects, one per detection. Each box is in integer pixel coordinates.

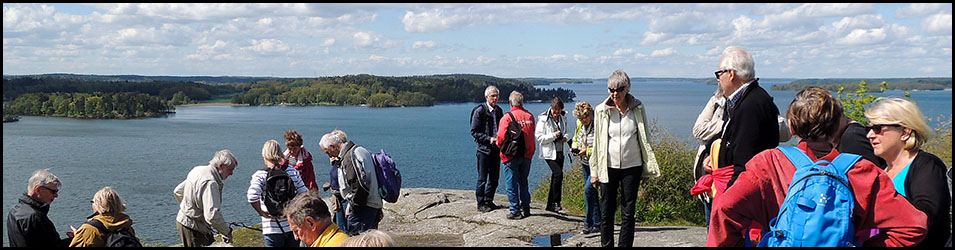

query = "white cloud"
[
  {"left": 896, "top": 3, "right": 952, "bottom": 19},
  {"left": 573, "top": 54, "right": 588, "bottom": 61},
  {"left": 322, "top": 38, "right": 335, "bottom": 46},
  {"left": 245, "top": 39, "right": 290, "bottom": 54},
  {"left": 412, "top": 40, "right": 437, "bottom": 49},
  {"left": 651, "top": 48, "right": 676, "bottom": 57},
  {"left": 352, "top": 31, "right": 381, "bottom": 47},
  {"left": 837, "top": 28, "right": 886, "bottom": 45},
  {"left": 613, "top": 48, "right": 634, "bottom": 57},
  {"left": 921, "top": 13, "right": 952, "bottom": 35}
]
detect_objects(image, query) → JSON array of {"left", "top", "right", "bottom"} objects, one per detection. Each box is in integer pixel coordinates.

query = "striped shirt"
[{"left": 247, "top": 166, "right": 308, "bottom": 234}]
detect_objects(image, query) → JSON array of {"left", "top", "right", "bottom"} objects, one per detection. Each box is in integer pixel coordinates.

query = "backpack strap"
[
  {"left": 507, "top": 112, "right": 517, "bottom": 126},
  {"left": 777, "top": 146, "right": 814, "bottom": 169},
  {"left": 830, "top": 153, "right": 862, "bottom": 176},
  {"left": 85, "top": 218, "right": 108, "bottom": 233}
]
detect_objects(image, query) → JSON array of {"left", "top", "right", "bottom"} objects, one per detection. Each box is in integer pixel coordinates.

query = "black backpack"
[
  {"left": 500, "top": 112, "right": 525, "bottom": 157},
  {"left": 85, "top": 219, "right": 142, "bottom": 247},
  {"left": 261, "top": 164, "right": 297, "bottom": 217}
]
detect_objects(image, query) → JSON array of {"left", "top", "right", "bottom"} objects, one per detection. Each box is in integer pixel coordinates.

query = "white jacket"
[
  {"left": 174, "top": 164, "right": 232, "bottom": 238},
  {"left": 535, "top": 109, "right": 568, "bottom": 160}
]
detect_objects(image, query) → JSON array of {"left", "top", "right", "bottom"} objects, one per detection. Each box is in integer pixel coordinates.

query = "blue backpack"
[
  {"left": 758, "top": 146, "right": 862, "bottom": 247},
  {"left": 372, "top": 150, "right": 401, "bottom": 203}
]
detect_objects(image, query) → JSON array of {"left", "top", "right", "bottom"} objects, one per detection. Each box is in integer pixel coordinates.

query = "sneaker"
[
  {"left": 582, "top": 227, "right": 599, "bottom": 234},
  {"left": 506, "top": 212, "right": 522, "bottom": 220},
  {"left": 486, "top": 202, "right": 501, "bottom": 210},
  {"left": 477, "top": 205, "right": 491, "bottom": 212},
  {"left": 522, "top": 210, "right": 532, "bottom": 218},
  {"left": 553, "top": 204, "right": 563, "bottom": 212}
]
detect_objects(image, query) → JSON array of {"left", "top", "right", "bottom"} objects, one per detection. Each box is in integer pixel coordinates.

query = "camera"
[{"left": 571, "top": 148, "right": 581, "bottom": 154}]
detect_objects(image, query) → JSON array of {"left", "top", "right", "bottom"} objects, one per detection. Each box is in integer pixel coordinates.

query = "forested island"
[
  {"left": 770, "top": 77, "right": 952, "bottom": 91},
  {"left": 2, "top": 74, "right": 576, "bottom": 119}
]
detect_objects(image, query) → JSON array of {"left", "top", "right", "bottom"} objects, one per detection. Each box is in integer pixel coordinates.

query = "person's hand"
[
  {"left": 221, "top": 233, "right": 233, "bottom": 244},
  {"left": 490, "top": 137, "right": 497, "bottom": 145},
  {"left": 67, "top": 225, "right": 78, "bottom": 238},
  {"left": 345, "top": 205, "right": 352, "bottom": 217},
  {"left": 576, "top": 147, "right": 587, "bottom": 156},
  {"left": 257, "top": 210, "right": 274, "bottom": 219},
  {"left": 590, "top": 176, "right": 599, "bottom": 188},
  {"left": 702, "top": 157, "right": 713, "bottom": 172},
  {"left": 555, "top": 131, "right": 562, "bottom": 139},
  {"left": 329, "top": 156, "right": 340, "bottom": 165}
]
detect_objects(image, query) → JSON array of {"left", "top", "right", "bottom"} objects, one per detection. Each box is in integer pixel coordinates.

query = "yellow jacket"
[
  {"left": 312, "top": 223, "right": 348, "bottom": 247},
  {"left": 69, "top": 213, "right": 135, "bottom": 247}
]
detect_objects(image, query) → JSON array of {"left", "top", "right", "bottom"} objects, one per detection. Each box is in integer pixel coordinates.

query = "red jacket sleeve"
[
  {"left": 495, "top": 113, "right": 509, "bottom": 149},
  {"left": 848, "top": 161, "right": 927, "bottom": 247},
  {"left": 707, "top": 160, "right": 767, "bottom": 247}
]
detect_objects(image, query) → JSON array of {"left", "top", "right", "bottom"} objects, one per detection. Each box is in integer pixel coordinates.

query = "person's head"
[
  {"left": 573, "top": 101, "right": 594, "bottom": 126},
  {"left": 338, "top": 229, "right": 398, "bottom": 247},
  {"left": 209, "top": 149, "right": 238, "bottom": 180},
  {"left": 91, "top": 186, "right": 126, "bottom": 216},
  {"left": 262, "top": 139, "right": 283, "bottom": 166},
  {"left": 27, "top": 169, "right": 61, "bottom": 205},
  {"left": 786, "top": 86, "right": 842, "bottom": 142},
  {"left": 320, "top": 131, "right": 346, "bottom": 158},
  {"left": 285, "top": 129, "right": 304, "bottom": 157},
  {"left": 330, "top": 129, "right": 348, "bottom": 142},
  {"left": 717, "top": 46, "right": 755, "bottom": 97},
  {"left": 283, "top": 190, "right": 332, "bottom": 247},
  {"left": 549, "top": 97, "right": 564, "bottom": 118},
  {"left": 508, "top": 91, "right": 524, "bottom": 108},
  {"left": 485, "top": 86, "right": 499, "bottom": 106},
  {"left": 864, "top": 97, "right": 933, "bottom": 158},
  {"left": 607, "top": 70, "right": 631, "bottom": 105}
]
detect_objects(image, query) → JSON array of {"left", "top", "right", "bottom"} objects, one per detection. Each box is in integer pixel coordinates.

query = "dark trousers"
[
  {"left": 345, "top": 205, "right": 382, "bottom": 236},
  {"left": 599, "top": 166, "right": 644, "bottom": 247},
  {"left": 476, "top": 151, "right": 501, "bottom": 206},
  {"left": 545, "top": 153, "right": 565, "bottom": 206},
  {"left": 177, "top": 222, "right": 214, "bottom": 247}
]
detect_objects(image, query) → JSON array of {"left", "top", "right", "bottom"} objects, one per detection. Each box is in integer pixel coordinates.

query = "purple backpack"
[{"left": 372, "top": 150, "right": 401, "bottom": 203}]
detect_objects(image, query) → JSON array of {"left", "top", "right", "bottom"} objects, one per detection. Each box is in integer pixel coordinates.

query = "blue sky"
[{"left": 3, "top": 3, "right": 952, "bottom": 78}]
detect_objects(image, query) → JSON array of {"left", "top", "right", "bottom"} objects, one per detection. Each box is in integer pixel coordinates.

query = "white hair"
[
  {"left": 607, "top": 70, "right": 631, "bottom": 90},
  {"left": 208, "top": 149, "right": 237, "bottom": 168},
  {"left": 485, "top": 85, "right": 499, "bottom": 96},
  {"left": 719, "top": 46, "right": 755, "bottom": 82},
  {"left": 28, "top": 169, "right": 60, "bottom": 193},
  {"left": 508, "top": 91, "right": 523, "bottom": 107},
  {"left": 320, "top": 132, "right": 345, "bottom": 149}
]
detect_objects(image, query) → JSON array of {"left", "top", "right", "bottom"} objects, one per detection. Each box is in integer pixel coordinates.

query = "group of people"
[
  {"left": 469, "top": 69, "right": 661, "bottom": 247},
  {"left": 7, "top": 129, "right": 399, "bottom": 247}
]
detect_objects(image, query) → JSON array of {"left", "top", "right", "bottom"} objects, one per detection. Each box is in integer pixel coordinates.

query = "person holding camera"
[
  {"left": 535, "top": 97, "right": 569, "bottom": 213},
  {"left": 572, "top": 101, "right": 600, "bottom": 234}
]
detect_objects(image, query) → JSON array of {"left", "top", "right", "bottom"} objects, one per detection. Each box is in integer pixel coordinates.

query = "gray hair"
[
  {"left": 92, "top": 186, "right": 126, "bottom": 215},
  {"left": 28, "top": 169, "right": 61, "bottom": 193},
  {"left": 484, "top": 85, "right": 499, "bottom": 96},
  {"left": 320, "top": 132, "right": 345, "bottom": 149},
  {"left": 283, "top": 189, "right": 330, "bottom": 226},
  {"left": 208, "top": 149, "right": 237, "bottom": 168},
  {"left": 719, "top": 46, "right": 755, "bottom": 82},
  {"left": 607, "top": 70, "right": 631, "bottom": 91},
  {"left": 508, "top": 91, "right": 524, "bottom": 107}
]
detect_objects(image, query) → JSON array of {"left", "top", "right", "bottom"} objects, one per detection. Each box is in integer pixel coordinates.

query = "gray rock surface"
[{"left": 365, "top": 188, "right": 707, "bottom": 247}]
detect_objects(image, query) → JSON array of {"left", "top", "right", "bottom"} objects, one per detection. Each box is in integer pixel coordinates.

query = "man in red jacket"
[
  {"left": 496, "top": 90, "right": 536, "bottom": 220},
  {"left": 708, "top": 87, "right": 927, "bottom": 247}
]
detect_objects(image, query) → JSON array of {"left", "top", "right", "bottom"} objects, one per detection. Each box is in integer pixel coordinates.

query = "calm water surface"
[{"left": 3, "top": 79, "right": 950, "bottom": 246}]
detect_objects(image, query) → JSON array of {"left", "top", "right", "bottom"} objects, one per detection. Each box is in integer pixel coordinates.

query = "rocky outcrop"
[{"left": 368, "top": 188, "right": 707, "bottom": 247}]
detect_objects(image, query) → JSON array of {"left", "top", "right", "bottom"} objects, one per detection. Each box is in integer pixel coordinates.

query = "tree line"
[
  {"left": 770, "top": 77, "right": 952, "bottom": 91},
  {"left": 228, "top": 74, "right": 576, "bottom": 107},
  {"left": 6, "top": 92, "right": 174, "bottom": 119},
  {"left": 2, "top": 76, "right": 236, "bottom": 102}
]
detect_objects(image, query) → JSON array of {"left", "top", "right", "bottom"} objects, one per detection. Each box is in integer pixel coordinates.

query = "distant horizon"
[
  {"left": 4, "top": 72, "right": 952, "bottom": 80},
  {"left": 3, "top": 3, "right": 951, "bottom": 78}
]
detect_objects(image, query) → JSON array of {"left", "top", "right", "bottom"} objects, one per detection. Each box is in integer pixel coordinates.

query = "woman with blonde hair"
[
  {"left": 338, "top": 229, "right": 398, "bottom": 247},
  {"left": 865, "top": 97, "right": 950, "bottom": 247},
  {"left": 69, "top": 186, "right": 140, "bottom": 247},
  {"left": 247, "top": 139, "right": 309, "bottom": 247}
]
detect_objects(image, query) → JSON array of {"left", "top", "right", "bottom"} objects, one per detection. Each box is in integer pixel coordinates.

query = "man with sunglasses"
[
  {"left": 6, "top": 169, "right": 75, "bottom": 247},
  {"left": 703, "top": 46, "right": 780, "bottom": 190},
  {"left": 470, "top": 85, "right": 505, "bottom": 212}
]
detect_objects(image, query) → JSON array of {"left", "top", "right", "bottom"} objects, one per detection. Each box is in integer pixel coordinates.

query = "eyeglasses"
[
  {"left": 487, "top": 94, "right": 499, "bottom": 97},
  {"left": 608, "top": 86, "right": 627, "bottom": 93},
  {"left": 40, "top": 186, "right": 59, "bottom": 195},
  {"left": 867, "top": 124, "right": 902, "bottom": 134},
  {"left": 714, "top": 69, "right": 731, "bottom": 79}
]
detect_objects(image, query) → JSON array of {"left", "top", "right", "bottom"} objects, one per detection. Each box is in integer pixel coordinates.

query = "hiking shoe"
[
  {"left": 477, "top": 205, "right": 491, "bottom": 212},
  {"left": 581, "top": 227, "right": 599, "bottom": 234},
  {"left": 506, "top": 212, "right": 522, "bottom": 220},
  {"left": 522, "top": 210, "right": 531, "bottom": 218},
  {"left": 486, "top": 202, "right": 501, "bottom": 210}
]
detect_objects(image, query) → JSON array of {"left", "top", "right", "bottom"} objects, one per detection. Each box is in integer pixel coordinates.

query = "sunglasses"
[
  {"left": 40, "top": 186, "right": 59, "bottom": 195},
  {"left": 866, "top": 124, "right": 902, "bottom": 134},
  {"left": 714, "top": 69, "right": 731, "bottom": 79},
  {"left": 608, "top": 86, "right": 627, "bottom": 93}
]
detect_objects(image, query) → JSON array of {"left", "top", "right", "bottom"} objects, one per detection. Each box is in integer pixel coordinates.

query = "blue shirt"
[{"left": 890, "top": 162, "right": 913, "bottom": 197}]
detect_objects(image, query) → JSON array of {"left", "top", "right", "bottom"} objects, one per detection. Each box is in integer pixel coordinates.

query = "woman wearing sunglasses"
[{"left": 865, "top": 97, "right": 950, "bottom": 247}]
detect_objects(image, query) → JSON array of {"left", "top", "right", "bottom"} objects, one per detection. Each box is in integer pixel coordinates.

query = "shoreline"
[{"left": 176, "top": 102, "right": 249, "bottom": 107}]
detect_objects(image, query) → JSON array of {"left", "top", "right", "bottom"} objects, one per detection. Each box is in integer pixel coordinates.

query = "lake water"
[{"left": 3, "top": 79, "right": 950, "bottom": 246}]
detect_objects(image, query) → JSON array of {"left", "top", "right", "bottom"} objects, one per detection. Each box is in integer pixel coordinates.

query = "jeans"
[
  {"left": 476, "top": 151, "right": 501, "bottom": 206},
  {"left": 335, "top": 209, "right": 348, "bottom": 234},
  {"left": 581, "top": 163, "right": 601, "bottom": 228},
  {"left": 264, "top": 231, "right": 299, "bottom": 247},
  {"left": 503, "top": 157, "right": 532, "bottom": 214},
  {"left": 545, "top": 153, "right": 565, "bottom": 206},
  {"left": 345, "top": 205, "right": 382, "bottom": 236},
  {"left": 599, "top": 166, "right": 644, "bottom": 247}
]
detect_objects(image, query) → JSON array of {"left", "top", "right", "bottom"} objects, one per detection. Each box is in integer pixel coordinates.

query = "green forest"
[
  {"left": 770, "top": 77, "right": 952, "bottom": 91},
  {"left": 5, "top": 92, "right": 173, "bottom": 119}
]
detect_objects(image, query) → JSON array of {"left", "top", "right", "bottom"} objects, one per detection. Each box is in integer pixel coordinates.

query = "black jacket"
[
  {"left": 837, "top": 122, "right": 886, "bottom": 168},
  {"left": 470, "top": 103, "right": 504, "bottom": 155},
  {"left": 718, "top": 80, "right": 780, "bottom": 188},
  {"left": 901, "top": 151, "right": 951, "bottom": 247},
  {"left": 6, "top": 193, "right": 71, "bottom": 247}
]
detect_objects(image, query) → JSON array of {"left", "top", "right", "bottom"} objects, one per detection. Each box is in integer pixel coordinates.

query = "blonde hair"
[
  {"left": 338, "top": 229, "right": 398, "bottom": 247},
  {"left": 864, "top": 97, "right": 933, "bottom": 150},
  {"left": 573, "top": 101, "right": 594, "bottom": 121},
  {"left": 262, "top": 139, "right": 283, "bottom": 162},
  {"left": 92, "top": 186, "right": 126, "bottom": 215}
]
